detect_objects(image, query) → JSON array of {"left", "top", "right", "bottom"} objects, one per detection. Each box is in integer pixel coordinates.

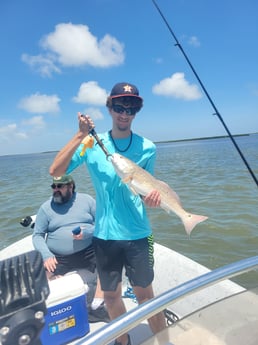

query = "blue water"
[{"left": 1, "top": 135, "right": 258, "bottom": 288}]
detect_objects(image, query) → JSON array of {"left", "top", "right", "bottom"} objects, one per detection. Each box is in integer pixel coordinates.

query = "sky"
[{"left": 0, "top": 0, "right": 258, "bottom": 156}]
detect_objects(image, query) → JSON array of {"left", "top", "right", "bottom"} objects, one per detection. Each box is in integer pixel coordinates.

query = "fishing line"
[{"left": 152, "top": 0, "right": 258, "bottom": 188}]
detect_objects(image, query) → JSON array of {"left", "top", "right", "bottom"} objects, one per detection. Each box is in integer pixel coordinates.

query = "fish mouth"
[{"left": 106, "top": 154, "right": 113, "bottom": 162}]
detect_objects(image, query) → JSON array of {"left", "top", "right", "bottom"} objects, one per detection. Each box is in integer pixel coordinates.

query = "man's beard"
[{"left": 53, "top": 190, "right": 72, "bottom": 204}]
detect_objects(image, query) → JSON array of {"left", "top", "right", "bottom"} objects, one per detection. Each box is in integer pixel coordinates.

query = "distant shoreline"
[
  {"left": 154, "top": 132, "right": 257, "bottom": 144},
  {"left": 23, "top": 132, "right": 258, "bottom": 155},
  {"left": 1, "top": 132, "right": 257, "bottom": 157},
  {"left": 42, "top": 132, "right": 256, "bottom": 154}
]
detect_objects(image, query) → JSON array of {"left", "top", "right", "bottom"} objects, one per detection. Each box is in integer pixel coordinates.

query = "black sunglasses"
[
  {"left": 112, "top": 104, "right": 138, "bottom": 116},
  {"left": 51, "top": 183, "right": 67, "bottom": 189}
]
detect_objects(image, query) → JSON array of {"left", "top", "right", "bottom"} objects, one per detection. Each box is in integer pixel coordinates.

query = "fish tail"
[{"left": 182, "top": 214, "right": 208, "bottom": 236}]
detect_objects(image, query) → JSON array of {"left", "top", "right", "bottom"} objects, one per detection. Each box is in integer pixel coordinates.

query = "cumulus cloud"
[
  {"left": 0, "top": 116, "right": 47, "bottom": 148},
  {"left": 83, "top": 107, "right": 104, "bottom": 120},
  {"left": 21, "top": 54, "right": 61, "bottom": 78},
  {"left": 22, "top": 23, "right": 125, "bottom": 76},
  {"left": 22, "top": 116, "right": 46, "bottom": 129},
  {"left": 73, "top": 81, "right": 108, "bottom": 106},
  {"left": 152, "top": 73, "right": 202, "bottom": 100},
  {"left": 18, "top": 93, "right": 61, "bottom": 113},
  {"left": 0, "top": 123, "right": 27, "bottom": 142}
]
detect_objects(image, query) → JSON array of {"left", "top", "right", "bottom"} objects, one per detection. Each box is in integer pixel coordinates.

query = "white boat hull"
[{"left": 1, "top": 235, "right": 249, "bottom": 345}]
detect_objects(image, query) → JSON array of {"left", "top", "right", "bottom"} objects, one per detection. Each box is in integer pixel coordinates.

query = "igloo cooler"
[{"left": 40, "top": 273, "right": 89, "bottom": 345}]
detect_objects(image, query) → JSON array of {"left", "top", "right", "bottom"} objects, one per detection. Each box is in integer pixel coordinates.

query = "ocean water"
[{"left": 0, "top": 135, "right": 258, "bottom": 288}]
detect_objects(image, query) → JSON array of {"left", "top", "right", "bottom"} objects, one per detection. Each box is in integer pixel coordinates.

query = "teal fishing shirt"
[{"left": 67, "top": 132, "right": 156, "bottom": 241}]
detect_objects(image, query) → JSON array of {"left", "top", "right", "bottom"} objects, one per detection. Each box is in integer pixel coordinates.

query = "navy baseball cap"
[{"left": 110, "top": 82, "right": 143, "bottom": 101}]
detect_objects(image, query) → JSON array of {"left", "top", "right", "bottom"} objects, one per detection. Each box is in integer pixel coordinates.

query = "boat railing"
[{"left": 76, "top": 255, "right": 258, "bottom": 345}]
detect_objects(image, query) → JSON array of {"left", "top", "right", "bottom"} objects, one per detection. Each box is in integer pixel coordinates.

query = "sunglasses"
[
  {"left": 51, "top": 183, "right": 67, "bottom": 189},
  {"left": 112, "top": 104, "right": 138, "bottom": 116}
]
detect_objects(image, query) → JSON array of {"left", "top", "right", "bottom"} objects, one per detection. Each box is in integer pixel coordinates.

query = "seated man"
[{"left": 32, "top": 174, "right": 109, "bottom": 323}]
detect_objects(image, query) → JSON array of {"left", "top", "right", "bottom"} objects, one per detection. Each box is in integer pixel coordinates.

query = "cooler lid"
[{"left": 46, "top": 272, "right": 88, "bottom": 306}]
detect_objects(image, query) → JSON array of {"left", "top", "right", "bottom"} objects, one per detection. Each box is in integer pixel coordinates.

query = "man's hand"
[
  {"left": 73, "top": 232, "right": 83, "bottom": 240},
  {"left": 44, "top": 256, "right": 58, "bottom": 273},
  {"left": 78, "top": 112, "right": 95, "bottom": 134},
  {"left": 143, "top": 190, "right": 161, "bottom": 208}
]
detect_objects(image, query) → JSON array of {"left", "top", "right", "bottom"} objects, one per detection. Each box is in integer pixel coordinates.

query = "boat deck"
[
  {"left": 78, "top": 298, "right": 153, "bottom": 345},
  {"left": 83, "top": 288, "right": 258, "bottom": 345},
  {"left": 2, "top": 236, "right": 258, "bottom": 345},
  {"left": 71, "top": 287, "right": 258, "bottom": 345},
  {"left": 142, "top": 288, "right": 258, "bottom": 345}
]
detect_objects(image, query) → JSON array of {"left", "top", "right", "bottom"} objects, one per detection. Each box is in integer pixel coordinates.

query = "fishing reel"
[
  {"left": 20, "top": 215, "right": 36, "bottom": 229},
  {"left": 0, "top": 251, "right": 50, "bottom": 345}
]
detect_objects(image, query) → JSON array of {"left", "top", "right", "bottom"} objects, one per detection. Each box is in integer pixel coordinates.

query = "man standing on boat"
[
  {"left": 49, "top": 82, "right": 166, "bottom": 345},
  {"left": 32, "top": 174, "right": 110, "bottom": 324}
]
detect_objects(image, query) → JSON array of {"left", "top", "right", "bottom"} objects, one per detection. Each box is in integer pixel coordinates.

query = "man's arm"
[
  {"left": 32, "top": 207, "right": 59, "bottom": 273},
  {"left": 32, "top": 208, "right": 53, "bottom": 260}
]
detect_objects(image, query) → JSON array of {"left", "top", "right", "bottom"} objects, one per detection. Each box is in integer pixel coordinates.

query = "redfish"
[{"left": 111, "top": 153, "right": 208, "bottom": 235}]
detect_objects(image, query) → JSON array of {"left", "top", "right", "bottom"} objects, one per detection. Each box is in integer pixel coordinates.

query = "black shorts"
[
  {"left": 92, "top": 235, "right": 154, "bottom": 291},
  {"left": 53, "top": 244, "right": 96, "bottom": 276}
]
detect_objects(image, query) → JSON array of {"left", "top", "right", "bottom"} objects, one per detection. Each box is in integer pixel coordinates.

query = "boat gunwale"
[{"left": 81, "top": 255, "right": 258, "bottom": 345}]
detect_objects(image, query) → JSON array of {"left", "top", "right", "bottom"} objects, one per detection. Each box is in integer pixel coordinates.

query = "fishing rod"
[
  {"left": 89, "top": 128, "right": 111, "bottom": 157},
  {"left": 79, "top": 114, "right": 111, "bottom": 158},
  {"left": 152, "top": 0, "right": 258, "bottom": 188}
]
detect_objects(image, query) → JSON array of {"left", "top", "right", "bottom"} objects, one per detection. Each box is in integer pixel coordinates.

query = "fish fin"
[
  {"left": 122, "top": 176, "right": 132, "bottom": 184},
  {"left": 157, "top": 180, "right": 182, "bottom": 206},
  {"left": 122, "top": 177, "right": 138, "bottom": 195},
  {"left": 182, "top": 214, "right": 208, "bottom": 236},
  {"left": 129, "top": 185, "right": 139, "bottom": 195},
  {"left": 173, "top": 191, "right": 181, "bottom": 206}
]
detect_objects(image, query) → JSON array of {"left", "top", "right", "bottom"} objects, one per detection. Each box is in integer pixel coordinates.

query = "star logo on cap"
[{"left": 123, "top": 84, "right": 133, "bottom": 93}]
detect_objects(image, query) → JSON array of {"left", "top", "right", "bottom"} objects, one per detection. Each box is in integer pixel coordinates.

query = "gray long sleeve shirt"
[{"left": 32, "top": 192, "right": 96, "bottom": 261}]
